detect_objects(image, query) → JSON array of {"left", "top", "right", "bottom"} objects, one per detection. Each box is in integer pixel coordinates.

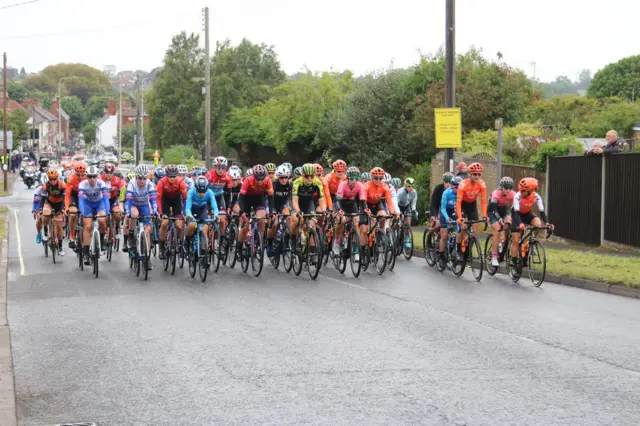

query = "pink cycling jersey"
[
  {"left": 490, "top": 189, "right": 515, "bottom": 207},
  {"left": 336, "top": 180, "right": 366, "bottom": 201}
]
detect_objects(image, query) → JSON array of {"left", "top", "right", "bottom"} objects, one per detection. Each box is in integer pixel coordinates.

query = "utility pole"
[
  {"left": 3, "top": 53, "right": 7, "bottom": 191},
  {"left": 118, "top": 84, "right": 123, "bottom": 164},
  {"left": 135, "top": 74, "right": 141, "bottom": 166},
  {"left": 444, "top": 0, "right": 456, "bottom": 173},
  {"left": 204, "top": 6, "right": 212, "bottom": 169},
  {"left": 496, "top": 118, "right": 503, "bottom": 185}
]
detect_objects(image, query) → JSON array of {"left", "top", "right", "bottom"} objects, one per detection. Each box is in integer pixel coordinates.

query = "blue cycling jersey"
[
  {"left": 125, "top": 180, "right": 157, "bottom": 214},
  {"left": 79, "top": 179, "right": 110, "bottom": 215},
  {"left": 440, "top": 187, "right": 457, "bottom": 222},
  {"left": 185, "top": 188, "right": 219, "bottom": 218}
]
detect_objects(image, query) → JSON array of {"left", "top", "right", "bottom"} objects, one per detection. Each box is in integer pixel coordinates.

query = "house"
[
  {"left": 96, "top": 100, "right": 118, "bottom": 148},
  {"left": 631, "top": 122, "right": 640, "bottom": 150},
  {"left": 121, "top": 108, "right": 149, "bottom": 128},
  {"left": 0, "top": 91, "right": 26, "bottom": 113},
  {"left": 50, "top": 98, "right": 70, "bottom": 142},
  {"left": 25, "top": 106, "right": 58, "bottom": 151}
]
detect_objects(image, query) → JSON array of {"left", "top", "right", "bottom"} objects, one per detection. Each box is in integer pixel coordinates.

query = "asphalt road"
[{"left": 4, "top": 179, "right": 640, "bottom": 425}]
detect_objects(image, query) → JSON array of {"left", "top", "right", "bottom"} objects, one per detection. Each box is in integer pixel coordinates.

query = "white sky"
[{"left": 0, "top": 0, "right": 637, "bottom": 82}]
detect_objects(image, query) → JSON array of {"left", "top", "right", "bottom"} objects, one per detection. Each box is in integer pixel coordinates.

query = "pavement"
[{"left": 2, "top": 180, "right": 640, "bottom": 425}]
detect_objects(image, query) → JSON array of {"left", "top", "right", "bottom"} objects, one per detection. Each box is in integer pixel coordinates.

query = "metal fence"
[{"left": 604, "top": 153, "right": 640, "bottom": 247}]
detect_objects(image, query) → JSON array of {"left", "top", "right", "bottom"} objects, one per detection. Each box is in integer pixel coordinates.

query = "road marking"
[
  {"left": 320, "top": 274, "right": 368, "bottom": 291},
  {"left": 12, "top": 209, "right": 25, "bottom": 276}
]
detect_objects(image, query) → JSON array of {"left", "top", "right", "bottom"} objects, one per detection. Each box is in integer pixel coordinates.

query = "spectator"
[
  {"left": 603, "top": 130, "right": 624, "bottom": 155},
  {"left": 585, "top": 142, "right": 603, "bottom": 156},
  {"left": 455, "top": 162, "right": 469, "bottom": 180}
]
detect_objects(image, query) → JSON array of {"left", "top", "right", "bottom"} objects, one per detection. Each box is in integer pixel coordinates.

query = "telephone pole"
[
  {"left": 135, "top": 74, "right": 141, "bottom": 165},
  {"left": 444, "top": 0, "right": 456, "bottom": 172},
  {"left": 3, "top": 53, "right": 8, "bottom": 191},
  {"left": 204, "top": 6, "right": 212, "bottom": 168}
]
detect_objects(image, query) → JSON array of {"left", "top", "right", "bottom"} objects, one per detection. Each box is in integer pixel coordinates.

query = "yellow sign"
[{"left": 434, "top": 108, "right": 462, "bottom": 149}]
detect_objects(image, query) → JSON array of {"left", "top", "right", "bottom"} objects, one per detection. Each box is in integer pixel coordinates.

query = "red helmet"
[
  {"left": 468, "top": 162, "right": 484, "bottom": 174},
  {"left": 332, "top": 159, "right": 347, "bottom": 172},
  {"left": 370, "top": 167, "right": 385, "bottom": 178},
  {"left": 518, "top": 177, "right": 538, "bottom": 192},
  {"left": 456, "top": 161, "right": 467, "bottom": 171},
  {"left": 314, "top": 163, "right": 324, "bottom": 176},
  {"left": 104, "top": 163, "right": 115, "bottom": 174},
  {"left": 74, "top": 161, "right": 87, "bottom": 174}
]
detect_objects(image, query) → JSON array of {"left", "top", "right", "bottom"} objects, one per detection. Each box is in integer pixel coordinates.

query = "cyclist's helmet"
[
  {"left": 113, "top": 168, "right": 123, "bottom": 179},
  {"left": 294, "top": 167, "right": 303, "bottom": 178},
  {"left": 500, "top": 176, "right": 514, "bottom": 189},
  {"left": 154, "top": 168, "right": 166, "bottom": 180},
  {"left": 213, "top": 156, "right": 228, "bottom": 168},
  {"left": 191, "top": 166, "right": 202, "bottom": 176},
  {"left": 404, "top": 177, "right": 416, "bottom": 186},
  {"left": 282, "top": 162, "right": 293, "bottom": 172},
  {"left": 314, "top": 163, "right": 324, "bottom": 176},
  {"left": 195, "top": 176, "right": 209, "bottom": 193},
  {"left": 451, "top": 176, "right": 463, "bottom": 187},
  {"left": 127, "top": 171, "right": 136, "bottom": 182},
  {"left": 391, "top": 177, "right": 401, "bottom": 187},
  {"left": 518, "top": 177, "right": 538, "bottom": 192},
  {"left": 86, "top": 165, "right": 100, "bottom": 177},
  {"left": 246, "top": 168, "right": 254, "bottom": 177},
  {"left": 177, "top": 164, "right": 188, "bottom": 175},
  {"left": 442, "top": 172, "right": 454, "bottom": 183},
  {"left": 276, "top": 165, "right": 290, "bottom": 178},
  {"left": 302, "top": 163, "right": 315, "bottom": 176},
  {"left": 361, "top": 172, "right": 371, "bottom": 182},
  {"left": 370, "top": 167, "right": 385, "bottom": 179},
  {"left": 47, "top": 169, "right": 59, "bottom": 180},
  {"left": 135, "top": 164, "right": 149, "bottom": 178},
  {"left": 41, "top": 174, "right": 49, "bottom": 185},
  {"left": 332, "top": 159, "right": 347, "bottom": 172},
  {"left": 74, "top": 161, "right": 87, "bottom": 174},
  {"left": 164, "top": 165, "right": 178, "bottom": 177},
  {"left": 383, "top": 172, "right": 392, "bottom": 183},
  {"left": 346, "top": 166, "right": 360, "bottom": 179},
  {"left": 456, "top": 161, "right": 467, "bottom": 172},
  {"left": 468, "top": 162, "right": 484, "bottom": 174},
  {"left": 200, "top": 167, "right": 208, "bottom": 175},
  {"left": 229, "top": 169, "right": 241, "bottom": 180},
  {"left": 103, "top": 163, "right": 115, "bottom": 175},
  {"left": 253, "top": 164, "right": 268, "bottom": 180},
  {"left": 265, "top": 162, "right": 276, "bottom": 172}
]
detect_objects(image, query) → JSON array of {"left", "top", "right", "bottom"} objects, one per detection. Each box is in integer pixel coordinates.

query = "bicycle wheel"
[
  {"left": 141, "top": 234, "right": 149, "bottom": 281},
  {"left": 199, "top": 231, "right": 209, "bottom": 282},
  {"left": 283, "top": 229, "right": 293, "bottom": 273},
  {"left": 269, "top": 235, "right": 281, "bottom": 270},
  {"left": 78, "top": 241, "right": 84, "bottom": 271},
  {"left": 307, "top": 228, "right": 321, "bottom": 280},
  {"left": 484, "top": 235, "right": 497, "bottom": 276},
  {"left": 163, "top": 229, "right": 172, "bottom": 272},
  {"left": 251, "top": 229, "right": 265, "bottom": 277},
  {"left": 527, "top": 240, "right": 546, "bottom": 287},
  {"left": 169, "top": 230, "right": 177, "bottom": 275},
  {"left": 321, "top": 226, "right": 330, "bottom": 267},
  {"left": 423, "top": 230, "right": 436, "bottom": 267},
  {"left": 335, "top": 234, "right": 347, "bottom": 275},
  {"left": 93, "top": 231, "right": 101, "bottom": 278},
  {"left": 385, "top": 228, "right": 396, "bottom": 272},
  {"left": 227, "top": 225, "right": 238, "bottom": 269},
  {"left": 106, "top": 228, "right": 113, "bottom": 262},
  {"left": 51, "top": 240, "right": 57, "bottom": 264},
  {"left": 373, "top": 229, "right": 387, "bottom": 275},
  {"left": 348, "top": 231, "right": 361, "bottom": 278},
  {"left": 189, "top": 239, "right": 198, "bottom": 278},
  {"left": 292, "top": 234, "right": 303, "bottom": 276},
  {"left": 468, "top": 237, "right": 483, "bottom": 282},
  {"left": 240, "top": 239, "right": 250, "bottom": 273},
  {"left": 451, "top": 239, "right": 465, "bottom": 278},
  {"left": 402, "top": 225, "right": 414, "bottom": 260},
  {"left": 44, "top": 239, "right": 48, "bottom": 258}
]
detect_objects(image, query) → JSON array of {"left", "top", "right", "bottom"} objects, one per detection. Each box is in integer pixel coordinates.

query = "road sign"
[
  {"left": 434, "top": 108, "right": 462, "bottom": 149},
  {"left": 0, "top": 131, "right": 14, "bottom": 150}
]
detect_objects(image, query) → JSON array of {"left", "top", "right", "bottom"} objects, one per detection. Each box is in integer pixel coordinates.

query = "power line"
[{"left": 0, "top": 0, "right": 42, "bottom": 10}]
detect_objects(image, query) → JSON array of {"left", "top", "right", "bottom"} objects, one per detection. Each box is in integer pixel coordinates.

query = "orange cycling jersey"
[
  {"left": 65, "top": 172, "right": 86, "bottom": 209},
  {"left": 315, "top": 176, "right": 333, "bottom": 210},
  {"left": 456, "top": 178, "right": 487, "bottom": 219},
  {"left": 325, "top": 171, "right": 346, "bottom": 195},
  {"left": 513, "top": 191, "right": 544, "bottom": 215},
  {"left": 364, "top": 181, "right": 395, "bottom": 214}
]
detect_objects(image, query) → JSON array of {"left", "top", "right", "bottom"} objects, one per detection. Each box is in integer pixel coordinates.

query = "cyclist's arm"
[
  {"left": 322, "top": 180, "right": 332, "bottom": 210},
  {"left": 440, "top": 191, "right": 450, "bottom": 222},
  {"left": 208, "top": 190, "right": 219, "bottom": 217},
  {"left": 384, "top": 187, "right": 395, "bottom": 214},
  {"left": 391, "top": 187, "right": 400, "bottom": 213},
  {"left": 480, "top": 185, "right": 488, "bottom": 218},
  {"left": 64, "top": 180, "right": 72, "bottom": 210},
  {"left": 102, "top": 186, "right": 111, "bottom": 215},
  {"left": 291, "top": 180, "right": 300, "bottom": 212},
  {"left": 156, "top": 180, "right": 164, "bottom": 215},
  {"left": 78, "top": 186, "right": 86, "bottom": 216},
  {"left": 265, "top": 179, "right": 275, "bottom": 213},
  {"left": 511, "top": 193, "right": 522, "bottom": 227},
  {"left": 429, "top": 185, "right": 442, "bottom": 218},
  {"left": 535, "top": 193, "right": 548, "bottom": 222},
  {"left": 185, "top": 190, "right": 194, "bottom": 217},
  {"left": 455, "top": 182, "right": 465, "bottom": 219},
  {"left": 149, "top": 186, "right": 158, "bottom": 215},
  {"left": 124, "top": 186, "right": 133, "bottom": 215}
]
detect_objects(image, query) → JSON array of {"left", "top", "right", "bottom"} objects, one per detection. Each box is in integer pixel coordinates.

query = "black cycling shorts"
[
  {"left": 460, "top": 201, "right": 478, "bottom": 221},
  {"left": 215, "top": 193, "right": 226, "bottom": 211},
  {"left": 162, "top": 197, "right": 183, "bottom": 217},
  {"left": 243, "top": 194, "right": 267, "bottom": 214},
  {"left": 511, "top": 211, "right": 537, "bottom": 233}
]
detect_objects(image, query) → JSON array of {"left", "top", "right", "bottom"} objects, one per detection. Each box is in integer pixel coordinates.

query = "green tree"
[
  {"left": 22, "top": 63, "right": 112, "bottom": 104},
  {"left": 147, "top": 32, "right": 204, "bottom": 150},
  {"left": 19, "top": 67, "right": 26, "bottom": 79},
  {"left": 82, "top": 123, "right": 96, "bottom": 144},
  {"left": 525, "top": 95, "right": 600, "bottom": 133},
  {"left": 531, "top": 137, "right": 584, "bottom": 172},
  {"left": 573, "top": 100, "right": 640, "bottom": 138},
  {"left": 0, "top": 109, "right": 30, "bottom": 139},
  {"left": 588, "top": 55, "right": 640, "bottom": 101},
  {"left": 61, "top": 96, "right": 85, "bottom": 129},
  {"left": 461, "top": 123, "right": 546, "bottom": 165},
  {"left": 7, "top": 82, "right": 28, "bottom": 102},
  {"left": 84, "top": 95, "right": 110, "bottom": 122},
  {"left": 219, "top": 107, "right": 271, "bottom": 164}
]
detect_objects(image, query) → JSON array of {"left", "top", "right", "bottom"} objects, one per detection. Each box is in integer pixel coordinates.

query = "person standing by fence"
[{"left": 603, "top": 130, "right": 624, "bottom": 155}]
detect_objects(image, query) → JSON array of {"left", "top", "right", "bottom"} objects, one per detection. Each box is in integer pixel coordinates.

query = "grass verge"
[
  {"left": 413, "top": 231, "right": 640, "bottom": 288},
  {"left": 0, "top": 205, "right": 7, "bottom": 240},
  {"left": 0, "top": 178, "right": 13, "bottom": 197}
]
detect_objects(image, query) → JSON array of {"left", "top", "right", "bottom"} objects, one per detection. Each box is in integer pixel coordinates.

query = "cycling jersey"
[
  {"left": 100, "top": 175, "right": 125, "bottom": 200},
  {"left": 273, "top": 179, "right": 292, "bottom": 210},
  {"left": 489, "top": 189, "right": 515, "bottom": 222},
  {"left": 397, "top": 187, "right": 417, "bottom": 212},
  {"left": 440, "top": 187, "right": 457, "bottom": 223},
  {"left": 119, "top": 185, "right": 127, "bottom": 203},
  {"left": 315, "top": 176, "right": 332, "bottom": 210},
  {"left": 185, "top": 188, "right": 219, "bottom": 218},
  {"left": 325, "top": 171, "right": 346, "bottom": 195},
  {"left": 364, "top": 181, "right": 395, "bottom": 213},
  {"left": 334, "top": 180, "right": 366, "bottom": 213},
  {"left": 227, "top": 182, "right": 241, "bottom": 207},
  {"left": 292, "top": 177, "right": 324, "bottom": 199},
  {"left": 40, "top": 181, "right": 67, "bottom": 205},
  {"left": 64, "top": 172, "right": 86, "bottom": 209},
  {"left": 78, "top": 179, "right": 110, "bottom": 216},
  {"left": 389, "top": 185, "right": 400, "bottom": 213},
  {"left": 32, "top": 187, "right": 43, "bottom": 211},
  {"left": 456, "top": 178, "right": 487, "bottom": 219},
  {"left": 125, "top": 180, "right": 158, "bottom": 214},
  {"left": 238, "top": 175, "right": 274, "bottom": 213},
  {"left": 204, "top": 170, "right": 232, "bottom": 196},
  {"left": 240, "top": 175, "right": 274, "bottom": 196},
  {"left": 183, "top": 176, "right": 195, "bottom": 191},
  {"left": 513, "top": 191, "right": 545, "bottom": 216},
  {"left": 157, "top": 176, "right": 188, "bottom": 216}
]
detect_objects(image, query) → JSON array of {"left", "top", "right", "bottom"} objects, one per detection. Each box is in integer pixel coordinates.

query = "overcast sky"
[{"left": 0, "top": 0, "right": 637, "bottom": 82}]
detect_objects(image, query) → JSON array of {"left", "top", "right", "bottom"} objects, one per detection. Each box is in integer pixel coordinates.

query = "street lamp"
[
  {"left": 57, "top": 76, "right": 78, "bottom": 155},
  {"left": 140, "top": 77, "right": 152, "bottom": 143}
]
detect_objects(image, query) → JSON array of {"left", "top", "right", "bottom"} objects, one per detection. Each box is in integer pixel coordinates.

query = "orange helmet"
[
  {"left": 370, "top": 167, "right": 385, "bottom": 178},
  {"left": 313, "top": 163, "right": 324, "bottom": 176},
  {"left": 74, "top": 161, "right": 87, "bottom": 174},
  {"left": 47, "top": 169, "right": 59, "bottom": 180},
  {"left": 518, "top": 177, "right": 538, "bottom": 192},
  {"left": 456, "top": 161, "right": 467, "bottom": 171},
  {"left": 332, "top": 159, "right": 347, "bottom": 172},
  {"left": 468, "top": 162, "right": 484, "bottom": 174}
]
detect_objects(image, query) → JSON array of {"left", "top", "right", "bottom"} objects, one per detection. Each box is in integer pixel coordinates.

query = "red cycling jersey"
[
  {"left": 204, "top": 170, "right": 232, "bottom": 193},
  {"left": 99, "top": 175, "right": 125, "bottom": 199},
  {"left": 64, "top": 172, "right": 86, "bottom": 209},
  {"left": 325, "top": 171, "right": 347, "bottom": 195},
  {"left": 239, "top": 175, "right": 274, "bottom": 196},
  {"left": 157, "top": 176, "right": 188, "bottom": 214}
]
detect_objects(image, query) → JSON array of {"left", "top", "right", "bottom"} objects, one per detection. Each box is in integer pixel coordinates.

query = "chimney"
[
  {"left": 107, "top": 99, "right": 117, "bottom": 116},
  {"left": 51, "top": 97, "right": 59, "bottom": 116}
]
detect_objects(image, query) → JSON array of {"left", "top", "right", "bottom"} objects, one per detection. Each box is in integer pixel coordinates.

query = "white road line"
[{"left": 12, "top": 209, "right": 25, "bottom": 276}]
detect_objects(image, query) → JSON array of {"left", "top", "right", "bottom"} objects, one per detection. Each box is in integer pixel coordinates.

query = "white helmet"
[
  {"left": 87, "top": 165, "right": 100, "bottom": 177},
  {"left": 229, "top": 169, "right": 241, "bottom": 180},
  {"left": 383, "top": 172, "right": 392, "bottom": 183},
  {"left": 135, "top": 164, "right": 149, "bottom": 178},
  {"left": 276, "top": 165, "right": 290, "bottom": 178},
  {"left": 229, "top": 165, "right": 240, "bottom": 173},
  {"left": 245, "top": 168, "right": 254, "bottom": 177},
  {"left": 177, "top": 164, "right": 188, "bottom": 174}
]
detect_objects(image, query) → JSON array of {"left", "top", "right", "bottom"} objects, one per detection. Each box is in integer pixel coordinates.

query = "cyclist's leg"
[
  {"left": 128, "top": 206, "right": 140, "bottom": 248},
  {"left": 256, "top": 203, "right": 267, "bottom": 234},
  {"left": 510, "top": 211, "right": 522, "bottom": 260},
  {"left": 68, "top": 200, "right": 78, "bottom": 242},
  {"left": 35, "top": 211, "right": 42, "bottom": 239},
  {"left": 201, "top": 223, "right": 209, "bottom": 250},
  {"left": 41, "top": 203, "right": 52, "bottom": 239},
  {"left": 438, "top": 213, "right": 449, "bottom": 254},
  {"left": 111, "top": 199, "right": 121, "bottom": 232},
  {"left": 216, "top": 194, "right": 227, "bottom": 236},
  {"left": 491, "top": 220, "right": 502, "bottom": 257},
  {"left": 97, "top": 210, "right": 107, "bottom": 243}
]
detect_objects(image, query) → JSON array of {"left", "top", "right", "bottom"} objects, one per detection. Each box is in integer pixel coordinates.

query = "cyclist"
[
  {"left": 157, "top": 164, "right": 188, "bottom": 259},
  {"left": 124, "top": 165, "right": 157, "bottom": 257},
  {"left": 235, "top": 165, "right": 273, "bottom": 247},
  {"left": 456, "top": 162, "right": 469, "bottom": 180},
  {"left": 191, "top": 166, "right": 202, "bottom": 177},
  {"left": 153, "top": 167, "right": 165, "bottom": 186},
  {"left": 178, "top": 165, "right": 193, "bottom": 191},
  {"left": 396, "top": 177, "right": 418, "bottom": 248},
  {"left": 364, "top": 167, "right": 396, "bottom": 230},
  {"left": 439, "top": 176, "right": 463, "bottom": 263},
  {"left": 100, "top": 163, "right": 125, "bottom": 237},
  {"left": 430, "top": 173, "right": 454, "bottom": 228},
  {"left": 64, "top": 161, "right": 87, "bottom": 250},
  {"left": 325, "top": 159, "right": 347, "bottom": 206},
  {"left": 510, "top": 178, "right": 552, "bottom": 266},
  {"left": 32, "top": 175, "right": 46, "bottom": 244},
  {"left": 78, "top": 166, "right": 110, "bottom": 265},
  {"left": 383, "top": 173, "right": 399, "bottom": 214},
  {"left": 205, "top": 156, "right": 232, "bottom": 241},
  {"left": 489, "top": 177, "right": 515, "bottom": 267},
  {"left": 290, "top": 163, "right": 326, "bottom": 254},
  {"left": 265, "top": 163, "right": 277, "bottom": 182},
  {"left": 333, "top": 166, "right": 367, "bottom": 260},
  {"left": 226, "top": 168, "right": 243, "bottom": 210},
  {"left": 314, "top": 163, "right": 332, "bottom": 211},
  {"left": 293, "top": 166, "right": 302, "bottom": 179},
  {"left": 266, "top": 165, "right": 292, "bottom": 254},
  {"left": 361, "top": 171, "right": 371, "bottom": 184},
  {"left": 39, "top": 170, "right": 67, "bottom": 255},
  {"left": 455, "top": 162, "right": 488, "bottom": 261},
  {"left": 185, "top": 176, "right": 219, "bottom": 253}
]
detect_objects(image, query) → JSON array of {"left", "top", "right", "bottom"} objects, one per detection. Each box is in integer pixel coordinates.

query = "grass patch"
[
  {"left": 0, "top": 205, "right": 7, "bottom": 240},
  {"left": 412, "top": 231, "right": 640, "bottom": 288},
  {"left": 0, "top": 177, "right": 13, "bottom": 197}
]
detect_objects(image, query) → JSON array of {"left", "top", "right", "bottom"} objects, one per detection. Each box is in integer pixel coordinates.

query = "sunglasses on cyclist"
[
  {"left": 303, "top": 174, "right": 314, "bottom": 179},
  {"left": 372, "top": 177, "right": 383, "bottom": 181},
  {"left": 471, "top": 173, "right": 482, "bottom": 177}
]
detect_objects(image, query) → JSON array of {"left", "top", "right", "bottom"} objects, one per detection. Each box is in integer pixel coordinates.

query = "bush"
[
  {"left": 407, "top": 161, "right": 431, "bottom": 223},
  {"left": 532, "top": 137, "right": 584, "bottom": 172},
  {"left": 143, "top": 149, "right": 161, "bottom": 161},
  {"left": 163, "top": 145, "right": 200, "bottom": 165}
]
